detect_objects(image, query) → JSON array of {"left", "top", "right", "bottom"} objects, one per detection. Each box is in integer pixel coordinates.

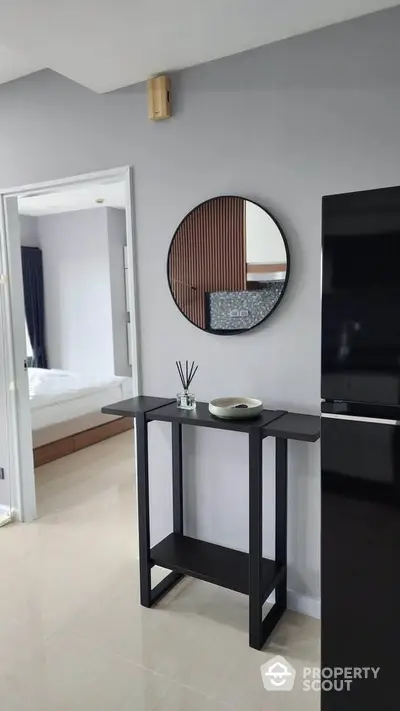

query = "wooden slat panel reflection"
[{"left": 168, "top": 198, "right": 245, "bottom": 328}]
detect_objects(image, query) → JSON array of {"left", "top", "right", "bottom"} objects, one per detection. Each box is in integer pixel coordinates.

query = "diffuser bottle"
[{"left": 177, "top": 390, "right": 196, "bottom": 410}]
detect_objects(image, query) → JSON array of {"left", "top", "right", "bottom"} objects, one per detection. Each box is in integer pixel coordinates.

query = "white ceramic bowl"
[{"left": 208, "top": 397, "right": 263, "bottom": 420}]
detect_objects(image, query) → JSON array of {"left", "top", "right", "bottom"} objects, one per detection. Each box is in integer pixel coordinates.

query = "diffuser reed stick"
[
  {"left": 176, "top": 360, "right": 198, "bottom": 410},
  {"left": 176, "top": 360, "right": 198, "bottom": 391}
]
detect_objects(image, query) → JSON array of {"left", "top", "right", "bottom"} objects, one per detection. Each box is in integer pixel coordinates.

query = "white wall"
[
  {"left": 36, "top": 209, "right": 115, "bottom": 375},
  {"left": 245, "top": 201, "right": 287, "bottom": 265},
  {"left": 1, "top": 6, "right": 400, "bottom": 609}
]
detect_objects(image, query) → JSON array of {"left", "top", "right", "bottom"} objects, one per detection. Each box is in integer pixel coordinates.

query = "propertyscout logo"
[
  {"left": 260, "top": 656, "right": 380, "bottom": 693},
  {"left": 261, "top": 656, "right": 296, "bottom": 691}
]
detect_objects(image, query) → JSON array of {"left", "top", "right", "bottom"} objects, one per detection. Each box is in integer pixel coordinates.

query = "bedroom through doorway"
[{"left": 0, "top": 167, "right": 139, "bottom": 522}]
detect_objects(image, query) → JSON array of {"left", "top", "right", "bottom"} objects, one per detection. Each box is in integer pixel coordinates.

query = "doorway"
[{"left": 0, "top": 167, "right": 140, "bottom": 522}]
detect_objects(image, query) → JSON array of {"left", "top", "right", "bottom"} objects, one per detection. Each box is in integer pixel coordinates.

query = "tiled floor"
[{"left": 0, "top": 432, "right": 320, "bottom": 710}]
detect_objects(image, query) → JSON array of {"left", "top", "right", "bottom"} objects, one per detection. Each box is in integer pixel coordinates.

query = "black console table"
[{"left": 102, "top": 396, "right": 320, "bottom": 650}]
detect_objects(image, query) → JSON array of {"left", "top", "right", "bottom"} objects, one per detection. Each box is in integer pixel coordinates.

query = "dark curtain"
[{"left": 21, "top": 247, "right": 48, "bottom": 368}]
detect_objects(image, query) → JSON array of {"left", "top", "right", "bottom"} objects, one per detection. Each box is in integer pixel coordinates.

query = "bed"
[{"left": 29, "top": 368, "right": 133, "bottom": 465}]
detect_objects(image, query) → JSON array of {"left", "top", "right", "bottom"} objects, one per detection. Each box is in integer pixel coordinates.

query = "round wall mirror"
[{"left": 167, "top": 196, "right": 290, "bottom": 334}]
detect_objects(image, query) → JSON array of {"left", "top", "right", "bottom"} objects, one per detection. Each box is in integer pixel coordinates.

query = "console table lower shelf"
[
  {"left": 151, "top": 533, "right": 285, "bottom": 597},
  {"left": 102, "top": 396, "right": 320, "bottom": 650},
  {"left": 150, "top": 532, "right": 287, "bottom": 639}
]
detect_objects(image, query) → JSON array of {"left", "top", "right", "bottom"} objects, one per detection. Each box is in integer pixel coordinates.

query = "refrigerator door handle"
[{"left": 321, "top": 413, "right": 400, "bottom": 425}]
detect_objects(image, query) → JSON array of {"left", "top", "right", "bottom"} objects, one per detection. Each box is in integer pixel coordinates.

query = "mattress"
[{"left": 29, "top": 368, "right": 132, "bottom": 431}]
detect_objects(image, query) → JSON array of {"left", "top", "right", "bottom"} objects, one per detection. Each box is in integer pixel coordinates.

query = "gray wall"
[
  {"left": 20, "top": 215, "right": 39, "bottom": 247},
  {"left": 1, "top": 6, "right": 400, "bottom": 607},
  {"left": 25, "top": 208, "right": 129, "bottom": 377},
  {"left": 35, "top": 209, "right": 115, "bottom": 375}
]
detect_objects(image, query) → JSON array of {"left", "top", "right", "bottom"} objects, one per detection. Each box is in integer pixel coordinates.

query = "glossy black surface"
[
  {"left": 321, "top": 415, "right": 400, "bottom": 709},
  {"left": 321, "top": 186, "right": 400, "bottom": 710},
  {"left": 322, "top": 186, "right": 400, "bottom": 406}
]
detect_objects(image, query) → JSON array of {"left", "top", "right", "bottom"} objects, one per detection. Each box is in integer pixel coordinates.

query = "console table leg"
[
  {"left": 275, "top": 438, "right": 288, "bottom": 610},
  {"left": 172, "top": 423, "right": 183, "bottom": 534},
  {"left": 249, "top": 430, "right": 263, "bottom": 649},
  {"left": 136, "top": 413, "right": 152, "bottom": 607}
]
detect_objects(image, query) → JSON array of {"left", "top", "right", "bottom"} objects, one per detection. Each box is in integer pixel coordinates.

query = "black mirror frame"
[{"left": 167, "top": 195, "right": 290, "bottom": 335}]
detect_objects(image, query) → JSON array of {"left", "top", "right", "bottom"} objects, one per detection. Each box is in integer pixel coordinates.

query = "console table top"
[{"left": 102, "top": 397, "right": 320, "bottom": 442}]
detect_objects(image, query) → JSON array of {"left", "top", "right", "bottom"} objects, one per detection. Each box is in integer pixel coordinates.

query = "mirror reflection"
[{"left": 167, "top": 196, "right": 289, "bottom": 334}]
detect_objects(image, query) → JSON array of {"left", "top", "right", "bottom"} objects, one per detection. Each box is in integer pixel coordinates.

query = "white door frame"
[{"left": 0, "top": 166, "right": 141, "bottom": 522}]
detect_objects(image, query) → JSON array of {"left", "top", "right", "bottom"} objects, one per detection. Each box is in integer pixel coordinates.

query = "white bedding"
[{"left": 29, "top": 368, "right": 132, "bottom": 431}]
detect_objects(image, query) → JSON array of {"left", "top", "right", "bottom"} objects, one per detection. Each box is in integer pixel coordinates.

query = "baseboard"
[
  {"left": 34, "top": 417, "right": 133, "bottom": 467},
  {"left": 287, "top": 589, "right": 321, "bottom": 619}
]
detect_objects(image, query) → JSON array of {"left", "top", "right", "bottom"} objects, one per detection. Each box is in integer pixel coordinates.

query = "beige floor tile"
[
  {"left": 167, "top": 614, "right": 247, "bottom": 695},
  {"left": 158, "top": 577, "right": 249, "bottom": 633},
  {"left": 67, "top": 571, "right": 248, "bottom": 695},
  {"left": 212, "top": 629, "right": 320, "bottom": 711},
  {"left": 140, "top": 682, "right": 234, "bottom": 711},
  {"left": 1, "top": 631, "right": 169, "bottom": 711},
  {"left": 1, "top": 538, "right": 130, "bottom": 640},
  {"left": 0, "top": 433, "right": 320, "bottom": 711},
  {"left": 69, "top": 589, "right": 195, "bottom": 678}
]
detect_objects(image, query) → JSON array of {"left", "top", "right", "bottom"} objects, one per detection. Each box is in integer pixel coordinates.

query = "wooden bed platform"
[{"left": 33, "top": 417, "right": 133, "bottom": 467}]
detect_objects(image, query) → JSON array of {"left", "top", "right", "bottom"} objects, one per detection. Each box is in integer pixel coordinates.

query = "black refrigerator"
[{"left": 321, "top": 186, "right": 400, "bottom": 710}]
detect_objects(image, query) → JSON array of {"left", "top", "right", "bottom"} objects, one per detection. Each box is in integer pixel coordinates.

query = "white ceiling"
[
  {"left": 0, "top": 0, "right": 399, "bottom": 93},
  {"left": 18, "top": 182, "right": 126, "bottom": 216},
  {"left": 0, "top": 43, "right": 43, "bottom": 85}
]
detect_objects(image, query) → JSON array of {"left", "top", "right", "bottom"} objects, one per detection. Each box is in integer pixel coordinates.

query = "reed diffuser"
[{"left": 176, "top": 360, "right": 198, "bottom": 410}]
